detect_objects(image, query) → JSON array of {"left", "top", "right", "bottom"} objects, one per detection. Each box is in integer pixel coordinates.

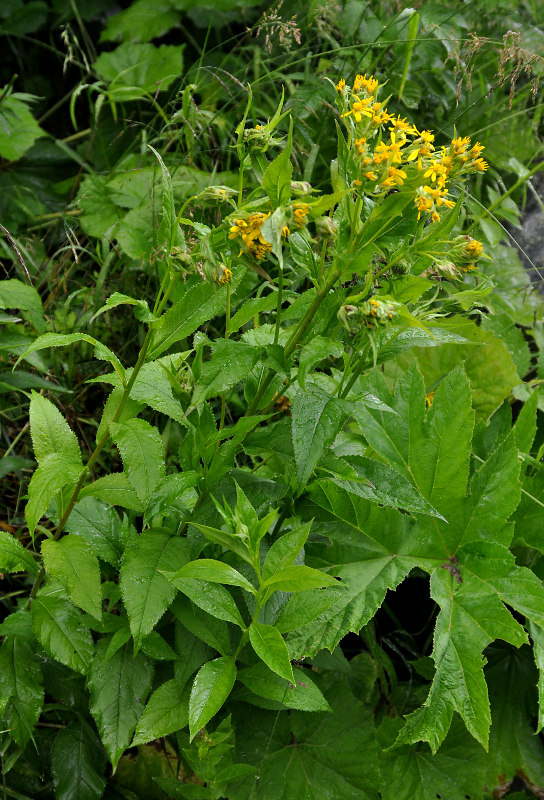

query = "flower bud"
[
  {"left": 290, "top": 180, "right": 313, "bottom": 195},
  {"left": 315, "top": 216, "right": 338, "bottom": 238}
]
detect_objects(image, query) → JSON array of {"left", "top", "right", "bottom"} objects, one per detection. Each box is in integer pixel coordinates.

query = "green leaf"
[
  {"left": 172, "top": 595, "right": 231, "bottom": 656},
  {"left": 378, "top": 716, "right": 486, "bottom": 800},
  {"left": 228, "top": 292, "right": 278, "bottom": 332},
  {"left": 101, "top": 0, "right": 181, "bottom": 43},
  {"left": 262, "top": 523, "right": 311, "bottom": 582},
  {"left": 0, "top": 278, "right": 45, "bottom": 333},
  {"left": 94, "top": 42, "right": 183, "bottom": 99},
  {"left": 149, "top": 280, "right": 228, "bottom": 359},
  {"left": 189, "top": 656, "right": 236, "bottom": 740},
  {"left": 261, "top": 119, "right": 293, "bottom": 207},
  {"left": 291, "top": 386, "right": 350, "bottom": 489},
  {"left": 249, "top": 622, "right": 294, "bottom": 683},
  {"left": 191, "top": 523, "right": 253, "bottom": 566},
  {"left": 110, "top": 418, "right": 166, "bottom": 505},
  {"left": 25, "top": 453, "right": 83, "bottom": 535},
  {"left": 92, "top": 291, "right": 154, "bottom": 324},
  {"left": 88, "top": 638, "right": 153, "bottom": 768},
  {"left": 120, "top": 530, "right": 190, "bottom": 650},
  {"left": 233, "top": 681, "right": 376, "bottom": 799},
  {"left": 0, "top": 636, "right": 43, "bottom": 749},
  {"left": 64, "top": 497, "right": 132, "bottom": 566},
  {"left": 79, "top": 472, "right": 144, "bottom": 512},
  {"left": 395, "top": 565, "right": 527, "bottom": 753},
  {"left": 29, "top": 392, "right": 82, "bottom": 465},
  {"left": 237, "top": 663, "right": 326, "bottom": 712},
  {"left": 298, "top": 335, "right": 344, "bottom": 390},
  {"left": 41, "top": 535, "right": 102, "bottom": 620},
  {"left": 167, "top": 576, "right": 245, "bottom": 628},
  {"left": 171, "top": 559, "right": 255, "bottom": 593},
  {"left": 31, "top": 582, "right": 94, "bottom": 674},
  {"left": 0, "top": 530, "right": 39, "bottom": 574},
  {"left": 261, "top": 564, "right": 338, "bottom": 592},
  {"left": 0, "top": 90, "right": 44, "bottom": 161},
  {"left": 485, "top": 644, "right": 544, "bottom": 791},
  {"left": 51, "top": 719, "right": 107, "bottom": 800},
  {"left": 191, "top": 340, "right": 262, "bottom": 405},
  {"left": 17, "top": 333, "right": 124, "bottom": 380},
  {"left": 132, "top": 678, "right": 189, "bottom": 746}
]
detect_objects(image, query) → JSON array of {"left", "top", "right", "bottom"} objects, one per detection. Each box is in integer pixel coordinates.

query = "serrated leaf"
[
  {"left": 17, "top": 333, "right": 124, "bottom": 379},
  {"left": 79, "top": 472, "right": 144, "bottom": 511},
  {"left": 172, "top": 595, "right": 231, "bottom": 656},
  {"left": 291, "top": 386, "right": 350, "bottom": 489},
  {"left": 262, "top": 523, "right": 311, "bottom": 582},
  {"left": 191, "top": 340, "right": 261, "bottom": 405},
  {"left": 0, "top": 530, "right": 39, "bottom": 574},
  {"left": 249, "top": 622, "right": 294, "bottom": 683},
  {"left": 298, "top": 336, "right": 343, "bottom": 390},
  {"left": 171, "top": 559, "right": 255, "bottom": 593},
  {"left": 51, "top": 719, "right": 107, "bottom": 800},
  {"left": 132, "top": 678, "right": 189, "bottom": 746},
  {"left": 0, "top": 91, "right": 44, "bottom": 161},
  {"left": 94, "top": 42, "right": 183, "bottom": 98},
  {"left": 0, "top": 278, "right": 45, "bottom": 333},
  {"left": 261, "top": 564, "right": 338, "bottom": 592},
  {"left": 233, "top": 681, "right": 377, "bottom": 799},
  {"left": 149, "top": 280, "right": 228, "bottom": 359},
  {"left": 31, "top": 582, "right": 94, "bottom": 674},
  {"left": 25, "top": 453, "right": 83, "bottom": 534},
  {"left": 88, "top": 638, "right": 153, "bottom": 768},
  {"left": 167, "top": 576, "right": 245, "bottom": 628},
  {"left": 189, "top": 656, "right": 236, "bottom": 740},
  {"left": 65, "top": 497, "right": 132, "bottom": 566},
  {"left": 237, "top": 662, "right": 330, "bottom": 712},
  {"left": 42, "top": 535, "right": 102, "bottom": 619},
  {"left": 120, "top": 530, "right": 190, "bottom": 650},
  {"left": 378, "top": 716, "right": 486, "bottom": 800},
  {"left": 261, "top": 120, "right": 292, "bottom": 207},
  {"left": 29, "top": 392, "right": 82, "bottom": 465},
  {"left": 0, "top": 636, "right": 43, "bottom": 748},
  {"left": 110, "top": 418, "right": 165, "bottom": 505}
]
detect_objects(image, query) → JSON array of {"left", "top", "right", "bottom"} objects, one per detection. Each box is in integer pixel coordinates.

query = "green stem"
[{"left": 274, "top": 263, "right": 283, "bottom": 345}]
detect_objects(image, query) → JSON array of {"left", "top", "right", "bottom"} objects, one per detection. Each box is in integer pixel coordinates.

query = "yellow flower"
[
  {"left": 465, "top": 239, "right": 484, "bottom": 258},
  {"left": 336, "top": 78, "right": 346, "bottom": 91},
  {"left": 473, "top": 157, "right": 489, "bottom": 171},
  {"left": 425, "top": 391, "right": 435, "bottom": 408},
  {"left": 353, "top": 73, "right": 379, "bottom": 94}
]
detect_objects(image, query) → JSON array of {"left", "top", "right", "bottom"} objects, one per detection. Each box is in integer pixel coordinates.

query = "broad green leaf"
[
  {"left": 291, "top": 386, "right": 349, "bottom": 489},
  {"left": 79, "top": 472, "right": 144, "bottom": 511},
  {"left": 298, "top": 336, "right": 343, "bottom": 390},
  {"left": 51, "top": 719, "right": 107, "bottom": 800},
  {"left": 233, "top": 681, "right": 377, "bottom": 799},
  {"left": 88, "top": 638, "right": 153, "bottom": 768},
  {"left": 0, "top": 278, "right": 45, "bottom": 333},
  {"left": 172, "top": 595, "right": 231, "bottom": 656},
  {"left": 96, "top": 387, "right": 144, "bottom": 443},
  {"left": 238, "top": 663, "right": 329, "bottom": 712},
  {"left": 0, "top": 530, "right": 39, "bottom": 574},
  {"left": 42, "top": 535, "right": 102, "bottom": 619},
  {"left": 132, "top": 678, "right": 189, "bottom": 746},
  {"left": 92, "top": 291, "right": 154, "bottom": 322},
  {"left": 120, "top": 530, "right": 190, "bottom": 650},
  {"left": 110, "top": 418, "right": 165, "bottom": 505},
  {"left": 228, "top": 293, "right": 278, "bottom": 332},
  {"left": 413, "top": 318, "right": 520, "bottom": 420},
  {"left": 149, "top": 280, "right": 228, "bottom": 359},
  {"left": 356, "top": 365, "right": 473, "bottom": 510},
  {"left": 396, "top": 565, "right": 527, "bottom": 753},
  {"left": 275, "top": 586, "right": 346, "bottom": 634},
  {"left": 29, "top": 392, "right": 82, "bottom": 465},
  {"left": 191, "top": 340, "right": 261, "bottom": 405},
  {"left": 261, "top": 120, "right": 293, "bottom": 207},
  {"left": 172, "top": 559, "right": 255, "bottom": 593},
  {"left": 141, "top": 630, "right": 177, "bottom": 661},
  {"left": 17, "top": 333, "right": 124, "bottom": 380},
  {"left": 0, "top": 91, "right": 43, "bottom": 161},
  {"left": 378, "top": 716, "right": 486, "bottom": 800},
  {"left": 513, "top": 388, "right": 538, "bottom": 454},
  {"left": 191, "top": 523, "right": 253, "bottom": 565},
  {"left": 94, "top": 42, "right": 183, "bottom": 98},
  {"left": 262, "top": 523, "right": 311, "bottom": 581},
  {"left": 249, "top": 622, "right": 294, "bottom": 683},
  {"left": 315, "top": 454, "right": 444, "bottom": 518},
  {"left": 32, "top": 582, "right": 94, "bottom": 674},
  {"left": 25, "top": 453, "right": 83, "bottom": 534},
  {"left": 0, "top": 636, "right": 43, "bottom": 749},
  {"left": 101, "top": 0, "right": 181, "bottom": 43},
  {"left": 65, "top": 497, "right": 133, "bottom": 566},
  {"left": 126, "top": 361, "right": 185, "bottom": 421},
  {"left": 189, "top": 656, "right": 236, "bottom": 740},
  {"left": 530, "top": 621, "right": 544, "bottom": 733},
  {"left": 485, "top": 644, "right": 544, "bottom": 792},
  {"left": 167, "top": 576, "right": 245, "bottom": 628},
  {"left": 261, "top": 564, "right": 338, "bottom": 592}
]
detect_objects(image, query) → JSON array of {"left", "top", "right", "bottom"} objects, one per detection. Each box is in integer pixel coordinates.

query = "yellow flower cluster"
[
  {"left": 335, "top": 74, "right": 489, "bottom": 224},
  {"left": 229, "top": 212, "right": 273, "bottom": 261}
]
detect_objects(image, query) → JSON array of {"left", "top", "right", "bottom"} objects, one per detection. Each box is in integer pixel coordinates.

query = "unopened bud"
[
  {"left": 290, "top": 180, "right": 313, "bottom": 196},
  {"left": 315, "top": 216, "right": 338, "bottom": 238}
]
